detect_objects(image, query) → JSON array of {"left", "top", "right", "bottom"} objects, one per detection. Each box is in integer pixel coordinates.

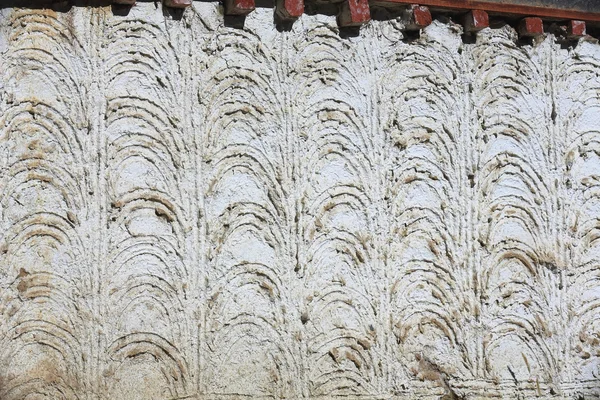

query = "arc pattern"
[{"left": 0, "top": 4, "right": 599, "bottom": 399}]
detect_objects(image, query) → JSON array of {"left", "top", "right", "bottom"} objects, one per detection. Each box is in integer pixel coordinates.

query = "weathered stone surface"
[{"left": 0, "top": 4, "right": 600, "bottom": 399}]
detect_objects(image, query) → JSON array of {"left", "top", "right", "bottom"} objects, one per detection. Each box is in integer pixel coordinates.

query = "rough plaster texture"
[{"left": 0, "top": 4, "right": 600, "bottom": 399}]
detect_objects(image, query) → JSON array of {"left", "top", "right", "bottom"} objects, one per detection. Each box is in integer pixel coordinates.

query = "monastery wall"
[{"left": 0, "top": 3, "right": 600, "bottom": 398}]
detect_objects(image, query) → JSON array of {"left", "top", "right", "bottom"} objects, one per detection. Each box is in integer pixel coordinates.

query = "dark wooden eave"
[
  {"left": 375, "top": 0, "right": 600, "bottom": 22},
  {"left": 2, "top": 0, "right": 600, "bottom": 34}
]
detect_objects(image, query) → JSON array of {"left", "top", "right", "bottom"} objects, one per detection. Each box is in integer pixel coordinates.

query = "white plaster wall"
[{"left": 0, "top": 4, "right": 599, "bottom": 399}]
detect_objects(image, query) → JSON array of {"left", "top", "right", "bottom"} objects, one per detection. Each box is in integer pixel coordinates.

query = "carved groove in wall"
[{"left": 0, "top": 5, "right": 599, "bottom": 399}]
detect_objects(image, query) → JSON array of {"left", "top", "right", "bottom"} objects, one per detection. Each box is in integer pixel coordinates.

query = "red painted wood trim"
[
  {"left": 568, "top": 20, "right": 586, "bottom": 38},
  {"left": 276, "top": 0, "right": 304, "bottom": 20},
  {"left": 164, "top": 0, "right": 192, "bottom": 7},
  {"left": 373, "top": 0, "right": 600, "bottom": 22},
  {"left": 224, "top": 0, "right": 255, "bottom": 15},
  {"left": 338, "top": 0, "right": 371, "bottom": 27},
  {"left": 464, "top": 10, "right": 489, "bottom": 32},
  {"left": 518, "top": 17, "right": 544, "bottom": 37}
]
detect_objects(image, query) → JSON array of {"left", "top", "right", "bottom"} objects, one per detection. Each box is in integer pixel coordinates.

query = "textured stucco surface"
[{"left": 1, "top": 4, "right": 600, "bottom": 399}]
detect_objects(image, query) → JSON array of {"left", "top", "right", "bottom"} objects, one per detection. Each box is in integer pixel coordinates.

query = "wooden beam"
[{"left": 373, "top": 0, "right": 600, "bottom": 22}]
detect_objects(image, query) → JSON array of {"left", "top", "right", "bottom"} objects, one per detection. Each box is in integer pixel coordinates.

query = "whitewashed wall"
[{"left": 0, "top": 4, "right": 599, "bottom": 399}]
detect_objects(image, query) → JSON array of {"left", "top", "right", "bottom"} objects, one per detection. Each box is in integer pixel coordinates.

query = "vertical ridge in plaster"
[
  {"left": 292, "top": 21, "right": 383, "bottom": 397},
  {"left": 99, "top": 14, "right": 192, "bottom": 399},
  {"left": 0, "top": 9, "right": 92, "bottom": 399},
  {"left": 472, "top": 26, "right": 560, "bottom": 396},
  {"left": 559, "top": 40, "right": 600, "bottom": 398},
  {"left": 381, "top": 21, "right": 476, "bottom": 397},
  {"left": 200, "top": 25, "right": 299, "bottom": 398}
]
